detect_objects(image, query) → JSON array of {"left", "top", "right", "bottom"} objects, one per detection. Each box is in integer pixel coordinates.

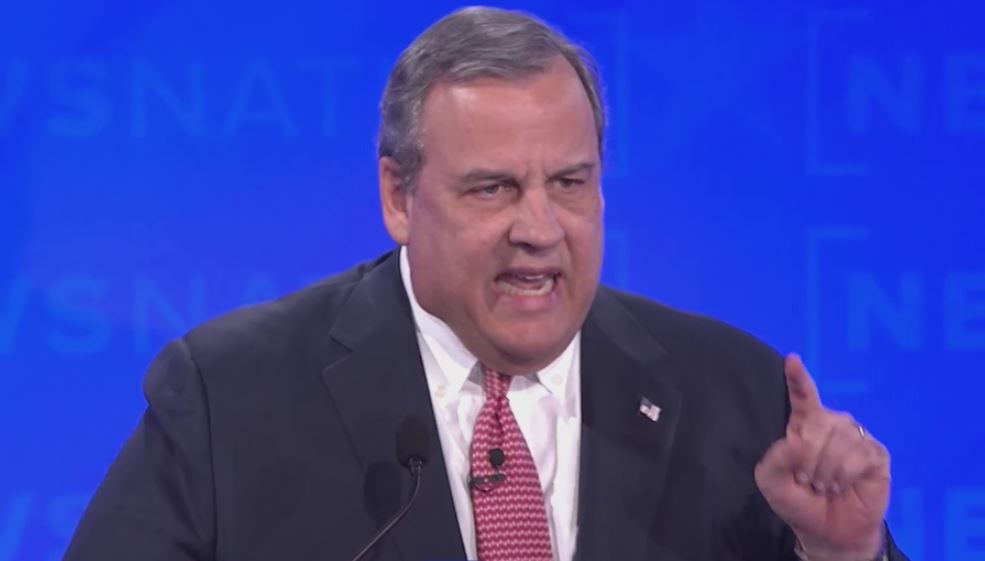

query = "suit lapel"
[
  {"left": 575, "top": 288, "right": 684, "bottom": 561},
  {"left": 319, "top": 252, "right": 467, "bottom": 561}
]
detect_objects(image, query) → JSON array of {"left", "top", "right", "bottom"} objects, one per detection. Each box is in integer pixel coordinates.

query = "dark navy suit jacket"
[{"left": 64, "top": 251, "right": 908, "bottom": 561}]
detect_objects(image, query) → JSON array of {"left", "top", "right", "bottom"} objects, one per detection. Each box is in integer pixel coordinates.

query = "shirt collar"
[
  {"left": 398, "top": 246, "right": 579, "bottom": 403},
  {"left": 400, "top": 247, "right": 479, "bottom": 396}
]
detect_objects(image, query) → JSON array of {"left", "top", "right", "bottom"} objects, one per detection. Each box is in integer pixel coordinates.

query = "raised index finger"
[{"left": 784, "top": 353, "right": 823, "bottom": 431}]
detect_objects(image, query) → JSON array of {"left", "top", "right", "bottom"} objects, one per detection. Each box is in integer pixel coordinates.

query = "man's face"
[{"left": 380, "top": 57, "right": 604, "bottom": 375}]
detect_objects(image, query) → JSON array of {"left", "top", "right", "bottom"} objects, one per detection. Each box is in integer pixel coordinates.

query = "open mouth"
[{"left": 494, "top": 271, "right": 560, "bottom": 297}]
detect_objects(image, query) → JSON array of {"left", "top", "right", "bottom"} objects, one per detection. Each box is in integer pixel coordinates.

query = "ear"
[{"left": 379, "top": 156, "right": 411, "bottom": 245}]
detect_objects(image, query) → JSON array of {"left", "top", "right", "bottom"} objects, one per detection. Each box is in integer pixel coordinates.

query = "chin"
[{"left": 493, "top": 333, "right": 571, "bottom": 373}]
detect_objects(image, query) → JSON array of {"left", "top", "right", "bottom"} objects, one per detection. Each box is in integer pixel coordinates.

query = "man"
[{"left": 65, "top": 7, "right": 909, "bottom": 561}]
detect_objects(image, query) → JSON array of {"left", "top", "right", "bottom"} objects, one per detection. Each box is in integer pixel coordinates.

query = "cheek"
[
  {"left": 447, "top": 213, "right": 514, "bottom": 262},
  {"left": 563, "top": 212, "right": 605, "bottom": 257},
  {"left": 414, "top": 217, "right": 504, "bottom": 288}
]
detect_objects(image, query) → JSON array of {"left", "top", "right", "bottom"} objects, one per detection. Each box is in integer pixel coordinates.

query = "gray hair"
[{"left": 377, "top": 6, "right": 606, "bottom": 190}]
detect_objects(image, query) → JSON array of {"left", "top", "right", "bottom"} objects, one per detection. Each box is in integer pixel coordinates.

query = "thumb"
[
  {"left": 755, "top": 436, "right": 804, "bottom": 491},
  {"left": 755, "top": 437, "right": 819, "bottom": 532}
]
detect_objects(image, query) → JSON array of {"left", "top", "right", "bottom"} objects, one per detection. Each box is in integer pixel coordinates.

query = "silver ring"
[{"left": 855, "top": 423, "right": 866, "bottom": 440}]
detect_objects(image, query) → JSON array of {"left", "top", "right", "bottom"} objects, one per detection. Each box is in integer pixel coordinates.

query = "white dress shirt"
[{"left": 399, "top": 247, "right": 582, "bottom": 561}]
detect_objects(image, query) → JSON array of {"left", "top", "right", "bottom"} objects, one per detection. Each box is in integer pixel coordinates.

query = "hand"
[{"left": 754, "top": 354, "right": 891, "bottom": 561}]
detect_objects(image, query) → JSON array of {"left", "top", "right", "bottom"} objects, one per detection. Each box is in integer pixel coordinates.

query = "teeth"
[{"left": 497, "top": 274, "right": 555, "bottom": 296}]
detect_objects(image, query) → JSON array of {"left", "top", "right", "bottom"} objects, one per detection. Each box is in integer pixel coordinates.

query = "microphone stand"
[{"left": 349, "top": 457, "right": 425, "bottom": 561}]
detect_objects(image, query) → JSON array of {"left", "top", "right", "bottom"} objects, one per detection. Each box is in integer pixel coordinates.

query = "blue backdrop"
[{"left": 1, "top": 1, "right": 983, "bottom": 560}]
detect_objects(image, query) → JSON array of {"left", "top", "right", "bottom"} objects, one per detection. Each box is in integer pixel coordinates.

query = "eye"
[
  {"left": 557, "top": 177, "right": 585, "bottom": 189},
  {"left": 474, "top": 183, "right": 512, "bottom": 198}
]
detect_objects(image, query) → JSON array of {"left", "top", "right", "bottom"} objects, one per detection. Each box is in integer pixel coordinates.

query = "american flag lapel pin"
[{"left": 639, "top": 397, "right": 661, "bottom": 423}]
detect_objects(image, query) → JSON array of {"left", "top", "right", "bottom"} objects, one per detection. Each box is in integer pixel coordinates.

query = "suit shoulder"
[
  {"left": 602, "top": 286, "right": 782, "bottom": 370},
  {"left": 178, "top": 255, "right": 385, "bottom": 368}
]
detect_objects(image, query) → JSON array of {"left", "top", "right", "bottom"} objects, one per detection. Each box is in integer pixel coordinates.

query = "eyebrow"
[
  {"left": 547, "top": 161, "right": 596, "bottom": 180},
  {"left": 457, "top": 161, "right": 596, "bottom": 185},
  {"left": 458, "top": 168, "right": 519, "bottom": 185}
]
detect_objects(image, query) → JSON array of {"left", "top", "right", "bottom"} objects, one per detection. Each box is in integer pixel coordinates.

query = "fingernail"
[
  {"left": 830, "top": 482, "right": 842, "bottom": 495},
  {"left": 795, "top": 471, "right": 809, "bottom": 485},
  {"left": 812, "top": 481, "right": 826, "bottom": 494}
]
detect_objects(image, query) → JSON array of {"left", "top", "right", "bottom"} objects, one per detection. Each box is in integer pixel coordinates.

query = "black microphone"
[
  {"left": 489, "top": 447, "right": 505, "bottom": 469},
  {"left": 468, "top": 447, "right": 507, "bottom": 490},
  {"left": 348, "top": 416, "right": 430, "bottom": 561}
]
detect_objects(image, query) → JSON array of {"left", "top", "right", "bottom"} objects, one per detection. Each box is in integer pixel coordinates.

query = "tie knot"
[{"left": 481, "top": 365, "right": 512, "bottom": 400}]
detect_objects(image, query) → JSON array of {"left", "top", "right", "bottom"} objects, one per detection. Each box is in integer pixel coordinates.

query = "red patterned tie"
[{"left": 470, "top": 365, "right": 554, "bottom": 561}]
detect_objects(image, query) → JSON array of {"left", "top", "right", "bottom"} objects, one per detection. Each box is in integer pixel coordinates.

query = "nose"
[{"left": 508, "top": 186, "right": 564, "bottom": 251}]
